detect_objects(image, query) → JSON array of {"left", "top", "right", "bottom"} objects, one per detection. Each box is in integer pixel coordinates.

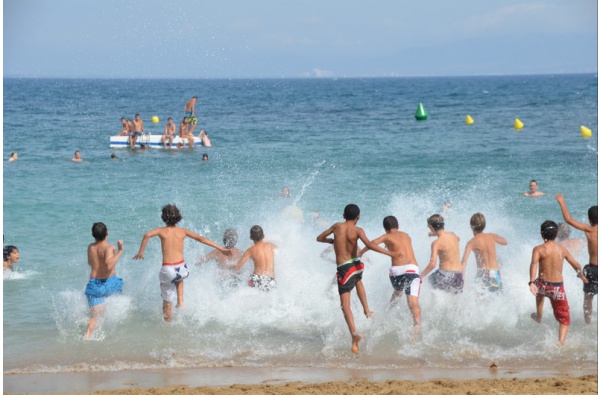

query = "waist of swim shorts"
[
  {"left": 162, "top": 260, "right": 185, "bottom": 266},
  {"left": 536, "top": 278, "right": 563, "bottom": 287},
  {"left": 337, "top": 258, "right": 359, "bottom": 267}
]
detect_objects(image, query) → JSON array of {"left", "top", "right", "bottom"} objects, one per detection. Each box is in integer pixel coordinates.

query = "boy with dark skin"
[
  {"left": 360, "top": 215, "right": 422, "bottom": 342},
  {"left": 133, "top": 204, "right": 231, "bottom": 321},
  {"left": 421, "top": 214, "right": 463, "bottom": 293},
  {"left": 85, "top": 222, "right": 124, "bottom": 339},
  {"left": 461, "top": 213, "right": 508, "bottom": 292},
  {"left": 234, "top": 225, "right": 277, "bottom": 291},
  {"left": 317, "top": 204, "right": 400, "bottom": 354},
  {"left": 529, "top": 220, "right": 588, "bottom": 346},
  {"left": 556, "top": 194, "right": 598, "bottom": 324}
]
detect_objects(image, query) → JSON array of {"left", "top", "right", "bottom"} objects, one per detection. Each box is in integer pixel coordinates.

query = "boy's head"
[
  {"left": 223, "top": 229, "right": 238, "bottom": 248},
  {"left": 427, "top": 214, "right": 444, "bottom": 231},
  {"left": 3, "top": 245, "right": 18, "bottom": 261},
  {"left": 383, "top": 216, "right": 399, "bottom": 231},
  {"left": 557, "top": 222, "right": 570, "bottom": 241},
  {"left": 250, "top": 225, "right": 264, "bottom": 242},
  {"left": 589, "top": 205, "right": 598, "bottom": 226},
  {"left": 343, "top": 204, "right": 360, "bottom": 221},
  {"left": 92, "top": 222, "right": 108, "bottom": 241},
  {"left": 161, "top": 204, "right": 182, "bottom": 226},
  {"left": 470, "top": 213, "right": 486, "bottom": 233},
  {"left": 541, "top": 220, "right": 558, "bottom": 241}
]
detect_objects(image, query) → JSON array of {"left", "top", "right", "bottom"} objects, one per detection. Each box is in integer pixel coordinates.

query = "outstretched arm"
[
  {"left": 494, "top": 234, "right": 508, "bottom": 246},
  {"left": 564, "top": 248, "right": 589, "bottom": 284},
  {"left": 358, "top": 230, "right": 398, "bottom": 259},
  {"left": 196, "top": 249, "right": 220, "bottom": 265},
  {"left": 556, "top": 194, "right": 592, "bottom": 232},
  {"left": 133, "top": 229, "right": 159, "bottom": 260},
  {"left": 186, "top": 230, "right": 232, "bottom": 256},
  {"left": 233, "top": 249, "right": 252, "bottom": 271},
  {"left": 358, "top": 234, "right": 386, "bottom": 257}
]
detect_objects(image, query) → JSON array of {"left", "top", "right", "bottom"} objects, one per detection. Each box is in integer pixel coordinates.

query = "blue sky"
[{"left": 4, "top": 0, "right": 598, "bottom": 78}]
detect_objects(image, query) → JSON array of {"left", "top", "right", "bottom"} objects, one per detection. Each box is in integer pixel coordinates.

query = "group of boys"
[{"left": 83, "top": 195, "right": 597, "bottom": 353}]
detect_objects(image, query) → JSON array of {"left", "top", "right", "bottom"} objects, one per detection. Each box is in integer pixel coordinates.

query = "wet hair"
[
  {"left": 250, "top": 225, "right": 264, "bottom": 241},
  {"left": 427, "top": 214, "right": 445, "bottom": 231},
  {"left": 92, "top": 222, "right": 108, "bottom": 241},
  {"left": 541, "top": 220, "right": 558, "bottom": 240},
  {"left": 343, "top": 204, "right": 360, "bottom": 220},
  {"left": 557, "top": 223, "right": 570, "bottom": 241},
  {"left": 10, "top": 152, "right": 17, "bottom": 157},
  {"left": 161, "top": 204, "right": 182, "bottom": 226},
  {"left": 192, "top": 96, "right": 197, "bottom": 99},
  {"left": 75, "top": 150, "right": 80, "bottom": 155},
  {"left": 383, "top": 216, "right": 399, "bottom": 231},
  {"left": 589, "top": 206, "right": 598, "bottom": 226},
  {"left": 111, "top": 153, "right": 117, "bottom": 159},
  {"left": 223, "top": 229, "right": 238, "bottom": 248},
  {"left": 3, "top": 245, "right": 18, "bottom": 261},
  {"left": 470, "top": 213, "right": 486, "bottom": 233},
  {"left": 530, "top": 180, "right": 538, "bottom": 185}
]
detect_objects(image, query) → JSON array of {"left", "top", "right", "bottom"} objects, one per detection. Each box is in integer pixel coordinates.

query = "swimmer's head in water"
[
  {"left": 541, "top": 220, "right": 558, "bottom": 241},
  {"left": 427, "top": 214, "right": 445, "bottom": 231},
  {"left": 92, "top": 222, "right": 108, "bottom": 241},
  {"left": 383, "top": 216, "right": 399, "bottom": 231},
  {"left": 343, "top": 204, "right": 360, "bottom": 221},
  {"left": 589, "top": 206, "right": 598, "bottom": 226},
  {"left": 162, "top": 204, "right": 182, "bottom": 226},
  {"left": 250, "top": 225, "right": 264, "bottom": 242},
  {"left": 470, "top": 213, "right": 486, "bottom": 233},
  {"left": 223, "top": 229, "right": 238, "bottom": 248},
  {"left": 3, "top": 245, "right": 19, "bottom": 262}
]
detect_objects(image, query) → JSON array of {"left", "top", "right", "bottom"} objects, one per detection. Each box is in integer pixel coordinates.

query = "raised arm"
[
  {"left": 556, "top": 194, "right": 591, "bottom": 232},
  {"left": 133, "top": 229, "right": 160, "bottom": 260},
  {"left": 494, "top": 234, "right": 508, "bottom": 246},
  {"left": 420, "top": 241, "right": 438, "bottom": 278}
]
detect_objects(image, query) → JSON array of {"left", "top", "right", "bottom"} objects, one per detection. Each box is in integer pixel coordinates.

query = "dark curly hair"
[{"left": 161, "top": 204, "right": 182, "bottom": 226}]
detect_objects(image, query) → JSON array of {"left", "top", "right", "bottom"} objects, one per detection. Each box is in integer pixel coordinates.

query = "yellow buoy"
[
  {"left": 151, "top": 116, "right": 160, "bottom": 123},
  {"left": 514, "top": 118, "right": 524, "bottom": 130},
  {"left": 580, "top": 125, "right": 593, "bottom": 139},
  {"left": 465, "top": 115, "right": 474, "bottom": 125}
]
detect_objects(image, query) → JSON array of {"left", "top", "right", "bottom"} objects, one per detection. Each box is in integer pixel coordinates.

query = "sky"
[{"left": 3, "top": 0, "right": 598, "bottom": 78}]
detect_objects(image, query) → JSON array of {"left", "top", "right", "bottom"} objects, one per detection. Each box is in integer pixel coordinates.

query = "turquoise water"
[{"left": 3, "top": 75, "right": 598, "bottom": 373}]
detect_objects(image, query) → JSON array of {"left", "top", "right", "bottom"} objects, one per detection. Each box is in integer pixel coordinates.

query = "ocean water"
[{"left": 3, "top": 75, "right": 598, "bottom": 374}]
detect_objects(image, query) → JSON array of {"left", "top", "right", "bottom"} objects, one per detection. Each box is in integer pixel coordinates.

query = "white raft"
[{"left": 110, "top": 134, "right": 203, "bottom": 149}]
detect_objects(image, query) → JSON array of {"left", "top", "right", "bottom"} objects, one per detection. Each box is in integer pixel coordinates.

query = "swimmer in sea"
[
  {"left": 3, "top": 245, "right": 19, "bottom": 271},
  {"left": 360, "top": 215, "right": 422, "bottom": 342},
  {"left": 317, "top": 204, "right": 400, "bottom": 355},
  {"left": 133, "top": 204, "right": 231, "bottom": 321},
  {"left": 461, "top": 213, "right": 508, "bottom": 292},
  {"left": 233, "top": 225, "right": 277, "bottom": 292},
  {"left": 523, "top": 180, "right": 545, "bottom": 198},
  {"left": 72, "top": 150, "right": 83, "bottom": 162},
  {"left": 529, "top": 220, "right": 588, "bottom": 346},
  {"left": 8, "top": 152, "right": 18, "bottom": 162},
  {"left": 421, "top": 214, "right": 464, "bottom": 293}
]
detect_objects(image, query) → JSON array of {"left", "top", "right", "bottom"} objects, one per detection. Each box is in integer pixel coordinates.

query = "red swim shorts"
[{"left": 534, "top": 278, "right": 570, "bottom": 325}]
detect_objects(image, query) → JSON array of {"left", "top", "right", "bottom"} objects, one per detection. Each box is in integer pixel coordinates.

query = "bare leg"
[
  {"left": 162, "top": 136, "right": 167, "bottom": 149},
  {"left": 407, "top": 295, "right": 422, "bottom": 343},
  {"left": 163, "top": 301, "right": 172, "bottom": 322},
  {"left": 340, "top": 292, "right": 361, "bottom": 354},
  {"left": 355, "top": 280, "right": 372, "bottom": 317},
  {"left": 584, "top": 294, "right": 594, "bottom": 325},
  {"left": 389, "top": 291, "right": 402, "bottom": 307},
  {"left": 176, "top": 281, "right": 184, "bottom": 309},
  {"left": 85, "top": 305, "right": 104, "bottom": 339},
  {"left": 530, "top": 294, "right": 544, "bottom": 323},
  {"left": 558, "top": 323, "right": 569, "bottom": 347}
]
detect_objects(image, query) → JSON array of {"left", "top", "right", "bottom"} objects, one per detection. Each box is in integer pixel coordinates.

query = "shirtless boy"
[
  {"left": 3, "top": 245, "right": 20, "bottom": 271},
  {"left": 161, "top": 117, "right": 176, "bottom": 149},
  {"left": 361, "top": 215, "right": 422, "bottom": 341},
  {"left": 179, "top": 117, "right": 194, "bottom": 148},
  {"left": 556, "top": 194, "right": 598, "bottom": 324},
  {"left": 421, "top": 214, "right": 463, "bottom": 293},
  {"left": 317, "top": 204, "right": 400, "bottom": 354},
  {"left": 184, "top": 96, "right": 198, "bottom": 135},
  {"left": 461, "top": 213, "right": 508, "bottom": 292},
  {"left": 523, "top": 180, "right": 545, "bottom": 197},
  {"left": 130, "top": 114, "right": 145, "bottom": 148},
  {"left": 72, "top": 150, "right": 83, "bottom": 162},
  {"left": 529, "top": 220, "right": 588, "bottom": 346},
  {"left": 84, "top": 222, "right": 124, "bottom": 339},
  {"left": 133, "top": 204, "right": 231, "bottom": 321},
  {"left": 197, "top": 229, "right": 243, "bottom": 269},
  {"left": 118, "top": 117, "right": 129, "bottom": 136},
  {"left": 234, "top": 226, "right": 277, "bottom": 292}
]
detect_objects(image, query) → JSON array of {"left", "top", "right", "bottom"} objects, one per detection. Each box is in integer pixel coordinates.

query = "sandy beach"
[{"left": 4, "top": 367, "right": 597, "bottom": 394}]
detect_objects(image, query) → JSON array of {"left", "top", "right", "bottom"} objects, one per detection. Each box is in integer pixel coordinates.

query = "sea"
[{"left": 3, "top": 75, "right": 598, "bottom": 375}]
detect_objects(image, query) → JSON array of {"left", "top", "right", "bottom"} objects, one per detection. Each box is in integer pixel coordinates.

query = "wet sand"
[{"left": 4, "top": 367, "right": 597, "bottom": 394}]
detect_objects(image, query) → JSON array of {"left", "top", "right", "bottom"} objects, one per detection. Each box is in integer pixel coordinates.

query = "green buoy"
[{"left": 415, "top": 102, "right": 428, "bottom": 121}]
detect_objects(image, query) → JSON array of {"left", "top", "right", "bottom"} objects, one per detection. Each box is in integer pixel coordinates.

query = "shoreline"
[{"left": 4, "top": 366, "right": 598, "bottom": 394}]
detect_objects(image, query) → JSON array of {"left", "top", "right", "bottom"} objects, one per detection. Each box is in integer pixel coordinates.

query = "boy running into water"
[
  {"left": 197, "top": 229, "right": 243, "bottom": 269},
  {"left": 85, "top": 222, "right": 124, "bottom": 339},
  {"left": 556, "top": 194, "right": 598, "bottom": 324},
  {"left": 317, "top": 204, "right": 399, "bottom": 354},
  {"left": 133, "top": 204, "right": 231, "bottom": 321},
  {"left": 233, "top": 226, "right": 277, "bottom": 292},
  {"left": 461, "top": 213, "right": 508, "bottom": 292},
  {"left": 360, "top": 215, "right": 422, "bottom": 342},
  {"left": 421, "top": 214, "right": 463, "bottom": 293},
  {"left": 529, "top": 220, "right": 588, "bottom": 346}
]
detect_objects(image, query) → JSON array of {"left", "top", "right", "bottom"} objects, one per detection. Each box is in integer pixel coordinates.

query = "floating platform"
[{"left": 110, "top": 134, "right": 203, "bottom": 149}]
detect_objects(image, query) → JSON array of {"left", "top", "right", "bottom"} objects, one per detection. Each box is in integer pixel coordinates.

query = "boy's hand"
[
  {"left": 529, "top": 282, "right": 538, "bottom": 296},
  {"left": 132, "top": 253, "right": 144, "bottom": 260},
  {"left": 579, "top": 272, "right": 590, "bottom": 284},
  {"left": 117, "top": 240, "right": 124, "bottom": 250},
  {"left": 222, "top": 249, "right": 233, "bottom": 257},
  {"left": 555, "top": 194, "right": 565, "bottom": 204}
]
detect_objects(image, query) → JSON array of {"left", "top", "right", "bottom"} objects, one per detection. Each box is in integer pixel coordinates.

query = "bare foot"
[
  {"left": 351, "top": 333, "right": 361, "bottom": 354},
  {"left": 365, "top": 310, "right": 373, "bottom": 318},
  {"left": 176, "top": 302, "right": 184, "bottom": 309},
  {"left": 411, "top": 324, "right": 421, "bottom": 344},
  {"left": 530, "top": 313, "right": 541, "bottom": 323}
]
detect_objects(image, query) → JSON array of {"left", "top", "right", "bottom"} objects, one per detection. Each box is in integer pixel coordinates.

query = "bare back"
[
  {"left": 380, "top": 230, "right": 417, "bottom": 266},
  {"left": 155, "top": 227, "right": 189, "bottom": 263},
  {"left": 247, "top": 241, "right": 276, "bottom": 277},
  {"left": 434, "top": 231, "right": 462, "bottom": 271},
  {"left": 533, "top": 241, "right": 569, "bottom": 282},
  {"left": 586, "top": 226, "right": 598, "bottom": 264},
  {"left": 467, "top": 233, "right": 501, "bottom": 271},
  {"left": 88, "top": 240, "right": 117, "bottom": 279},
  {"left": 331, "top": 222, "right": 362, "bottom": 264}
]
